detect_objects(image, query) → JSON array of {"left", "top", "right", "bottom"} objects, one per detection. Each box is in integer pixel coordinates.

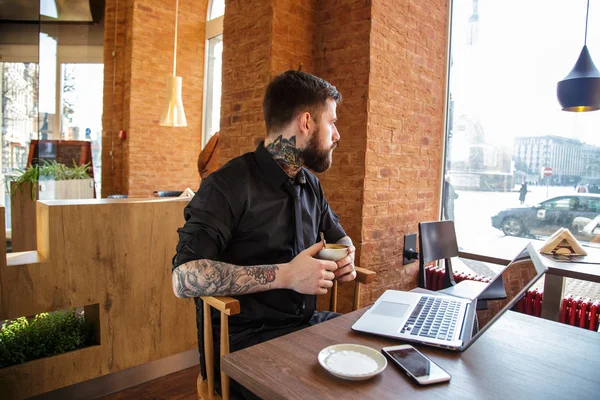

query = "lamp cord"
[
  {"left": 585, "top": 0, "right": 590, "bottom": 46},
  {"left": 173, "top": 0, "right": 179, "bottom": 76}
]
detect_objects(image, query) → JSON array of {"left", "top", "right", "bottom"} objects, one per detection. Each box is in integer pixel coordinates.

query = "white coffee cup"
[{"left": 317, "top": 244, "right": 349, "bottom": 261}]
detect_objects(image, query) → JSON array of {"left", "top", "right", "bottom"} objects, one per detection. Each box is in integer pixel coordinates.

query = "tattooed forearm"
[
  {"left": 246, "top": 266, "right": 278, "bottom": 285},
  {"left": 265, "top": 135, "right": 302, "bottom": 177},
  {"left": 172, "top": 259, "right": 280, "bottom": 298}
]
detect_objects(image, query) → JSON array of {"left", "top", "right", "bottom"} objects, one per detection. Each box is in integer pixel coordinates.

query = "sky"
[{"left": 450, "top": 0, "right": 600, "bottom": 147}]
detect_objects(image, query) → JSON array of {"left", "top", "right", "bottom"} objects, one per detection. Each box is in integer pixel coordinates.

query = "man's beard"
[{"left": 300, "top": 128, "right": 337, "bottom": 173}]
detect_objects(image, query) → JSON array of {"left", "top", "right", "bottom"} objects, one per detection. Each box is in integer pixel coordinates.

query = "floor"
[{"left": 97, "top": 366, "right": 198, "bottom": 400}]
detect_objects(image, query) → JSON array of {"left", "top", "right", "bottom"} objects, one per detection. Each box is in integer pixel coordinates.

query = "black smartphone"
[{"left": 382, "top": 344, "right": 451, "bottom": 385}]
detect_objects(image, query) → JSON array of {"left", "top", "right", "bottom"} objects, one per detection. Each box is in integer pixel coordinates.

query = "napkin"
[{"left": 539, "top": 228, "right": 587, "bottom": 256}]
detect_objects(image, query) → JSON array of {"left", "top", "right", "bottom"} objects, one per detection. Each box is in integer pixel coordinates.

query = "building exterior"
[
  {"left": 581, "top": 144, "right": 600, "bottom": 181},
  {"left": 514, "top": 135, "right": 586, "bottom": 185},
  {"left": 1, "top": 62, "right": 36, "bottom": 174}
]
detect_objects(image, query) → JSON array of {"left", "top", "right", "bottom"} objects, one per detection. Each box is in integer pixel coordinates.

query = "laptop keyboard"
[{"left": 400, "top": 296, "right": 461, "bottom": 341}]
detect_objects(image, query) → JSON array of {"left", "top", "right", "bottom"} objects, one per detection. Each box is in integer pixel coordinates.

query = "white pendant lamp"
[{"left": 160, "top": 0, "right": 187, "bottom": 126}]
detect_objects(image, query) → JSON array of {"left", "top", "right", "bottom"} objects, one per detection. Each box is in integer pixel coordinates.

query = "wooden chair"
[{"left": 197, "top": 266, "right": 376, "bottom": 400}]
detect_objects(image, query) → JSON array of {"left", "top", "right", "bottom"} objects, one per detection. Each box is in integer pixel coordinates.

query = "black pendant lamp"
[{"left": 557, "top": 0, "right": 600, "bottom": 112}]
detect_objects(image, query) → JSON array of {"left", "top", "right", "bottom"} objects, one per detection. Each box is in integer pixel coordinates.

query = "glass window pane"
[
  {"left": 203, "top": 35, "right": 222, "bottom": 146},
  {"left": 209, "top": 0, "right": 225, "bottom": 20},
  {"left": 1, "top": 62, "right": 37, "bottom": 173},
  {"left": 60, "top": 63, "right": 103, "bottom": 196},
  {"left": 1, "top": 61, "right": 38, "bottom": 235},
  {"left": 444, "top": 0, "right": 600, "bottom": 257},
  {"left": 39, "top": 32, "right": 57, "bottom": 139}
]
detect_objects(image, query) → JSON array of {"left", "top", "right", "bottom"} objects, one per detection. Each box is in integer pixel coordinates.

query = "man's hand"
[
  {"left": 283, "top": 241, "right": 338, "bottom": 295},
  {"left": 334, "top": 244, "right": 356, "bottom": 283}
]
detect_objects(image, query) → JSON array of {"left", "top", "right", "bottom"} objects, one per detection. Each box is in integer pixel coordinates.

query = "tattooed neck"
[{"left": 265, "top": 135, "right": 303, "bottom": 177}]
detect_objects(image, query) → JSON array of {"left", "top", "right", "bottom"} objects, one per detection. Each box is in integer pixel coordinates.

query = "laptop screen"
[{"left": 463, "top": 243, "right": 548, "bottom": 350}]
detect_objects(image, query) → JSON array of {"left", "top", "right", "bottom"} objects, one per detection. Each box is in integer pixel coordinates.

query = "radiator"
[
  {"left": 424, "top": 265, "right": 491, "bottom": 292},
  {"left": 425, "top": 265, "right": 600, "bottom": 331},
  {"left": 557, "top": 295, "right": 600, "bottom": 331}
]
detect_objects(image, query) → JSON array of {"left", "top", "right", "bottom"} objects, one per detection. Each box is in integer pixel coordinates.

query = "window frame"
[
  {"left": 440, "top": 0, "right": 600, "bottom": 260},
  {"left": 0, "top": 44, "right": 102, "bottom": 139}
]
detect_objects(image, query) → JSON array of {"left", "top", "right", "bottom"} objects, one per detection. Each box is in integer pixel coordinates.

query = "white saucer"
[{"left": 318, "top": 344, "right": 387, "bottom": 381}]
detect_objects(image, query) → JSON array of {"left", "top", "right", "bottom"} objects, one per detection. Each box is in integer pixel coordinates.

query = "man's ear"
[{"left": 297, "top": 112, "right": 312, "bottom": 139}]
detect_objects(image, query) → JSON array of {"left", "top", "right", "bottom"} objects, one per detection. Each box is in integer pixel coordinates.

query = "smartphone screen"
[{"left": 383, "top": 346, "right": 451, "bottom": 385}]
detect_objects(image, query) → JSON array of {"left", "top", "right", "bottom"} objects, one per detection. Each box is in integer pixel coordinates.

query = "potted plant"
[
  {"left": 7, "top": 160, "right": 93, "bottom": 202},
  {"left": 6, "top": 160, "right": 94, "bottom": 252}
]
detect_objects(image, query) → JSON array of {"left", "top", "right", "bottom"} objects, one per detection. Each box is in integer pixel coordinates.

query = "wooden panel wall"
[
  {"left": 0, "top": 198, "right": 197, "bottom": 399},
  {"left": 10, "top": 182, "right": 37, "bottom": 252}
]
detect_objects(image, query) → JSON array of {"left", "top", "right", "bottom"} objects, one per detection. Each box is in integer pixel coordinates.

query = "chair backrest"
[{"left": 418, "top": 220, "right": 459, "bottom": 288}]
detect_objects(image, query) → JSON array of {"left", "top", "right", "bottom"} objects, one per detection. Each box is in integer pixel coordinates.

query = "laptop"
[{"left": 352, "top": 243, "right": 548, "bottom": 351}]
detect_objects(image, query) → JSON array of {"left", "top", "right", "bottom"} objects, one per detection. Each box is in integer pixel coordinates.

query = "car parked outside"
[{"left": 491, "top": 194, "right": 600, "bottom": 241}]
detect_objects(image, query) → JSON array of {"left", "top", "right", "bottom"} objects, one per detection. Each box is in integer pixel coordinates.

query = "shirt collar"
[{"left": 254, "top": 141, "right": 306, "bottom": 190}]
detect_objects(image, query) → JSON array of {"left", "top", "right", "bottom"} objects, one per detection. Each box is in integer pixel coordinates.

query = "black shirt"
[{"left": 173, "top": 141, "right": 346, "bottom": 336}]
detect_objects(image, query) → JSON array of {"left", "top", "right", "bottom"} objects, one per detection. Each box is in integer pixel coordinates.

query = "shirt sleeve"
[
  {"left": 317, "top": 181, "right": 347, "bottom": 243},
  {"left": 172, "top": 175, "right": 235, "bottom": 270}
]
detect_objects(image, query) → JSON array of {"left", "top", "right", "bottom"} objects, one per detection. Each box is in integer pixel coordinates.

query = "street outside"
[
  {"left": 452, "top": 184, "right": 600, "bottom": 301},
  {"left": 453, "top": 184, "right": 582, "bottom": 257}
]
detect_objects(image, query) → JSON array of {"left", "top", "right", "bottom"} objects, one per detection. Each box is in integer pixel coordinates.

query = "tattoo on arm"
[{"left": 172, "top": 259, "right": 279, "bottom": 298}]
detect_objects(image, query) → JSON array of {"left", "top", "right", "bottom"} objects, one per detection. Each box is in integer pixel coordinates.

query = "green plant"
[
  {"left": 6, "top": 164, "right": 39, "bottom": 202},
  {"left": 5, "top": 160, "right": 91, "bottom": 201},
  {"left": 0, "top": 309, "right": 94, "bottom": 369},
  {"left": 38, "top": 160, "right": 91, "bottom": 181}
]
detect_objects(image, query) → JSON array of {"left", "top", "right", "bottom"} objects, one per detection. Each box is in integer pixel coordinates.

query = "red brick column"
[
  {"left": 271, "top": 0, "right": 318, "bottom": 74},
  {"left": 102, "top": 0, "right": 131, "bottom": 196},
  {"left": 314, "top": 0, "right": 371, "bottom": 311},
  {"left": 362, "top": 0, "right": 449, "bottom": 304}
]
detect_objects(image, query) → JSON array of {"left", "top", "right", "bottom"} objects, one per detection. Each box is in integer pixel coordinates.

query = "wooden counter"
[{"left": 0, "top": 198, "right": 197, "bottom": 399}]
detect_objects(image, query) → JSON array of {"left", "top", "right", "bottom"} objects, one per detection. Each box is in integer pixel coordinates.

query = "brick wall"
[
  {"left": 102, "top": 0, "right": 131, "bottom": 196},
  {"left": 219, "top": 0, "right": 273, "bottom": 165},
  {"left": 363, "top": 0, "right": 449, "bottom": 305},
  {"left": 314, "top": 0, "right": 371, "bottom": 312},
  {"left": 271, "top": 0, "right": 317, "bottom": 74},
  {"left": 103, "top": 0, "right": 207, "bottom": 197}
]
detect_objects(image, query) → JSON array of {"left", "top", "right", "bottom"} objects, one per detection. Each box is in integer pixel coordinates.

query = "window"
[
  {"left": 443, "top": 0, "right": 600, "bottom": 257},
  {"left": 542, "top": 197, "right": 572, "bottom": 211},
  {"left": 585, "top": 199, "right": 600, "bottom": 213},
  {"left": 61, "top": 63, "right": 103, "bottom": 192},
  {"left": 1, "top": 18, "right": 104, "bottom": 242},
  {"left": 208, "top": 0, "right": 225, "bottom": 20},
  {"left": 203, "top": 36, "right": 223, "bottom": 147},
  {"left": 203, "top": 0, "right": 225, "bottom": 146},
  {"left": 1, "top": 62, "right": 37, "bottom": 176}
]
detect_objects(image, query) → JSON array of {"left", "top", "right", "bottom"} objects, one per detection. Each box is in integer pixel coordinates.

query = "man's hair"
[{"left": 262, "top": 70, "right": 342, "bottom": 134}]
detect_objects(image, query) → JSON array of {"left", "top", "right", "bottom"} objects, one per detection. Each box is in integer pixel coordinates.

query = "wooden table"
[
  {"left": 539, "top": 252, "right": 600, "bottom": 321},
  {"left": 222, "top": 309, "right": 600, "bottom": 400}
]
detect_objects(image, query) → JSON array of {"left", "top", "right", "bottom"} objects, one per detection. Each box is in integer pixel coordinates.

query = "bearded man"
[{"left": 172, "top": 70, "right": 355, "bottom": 399}]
